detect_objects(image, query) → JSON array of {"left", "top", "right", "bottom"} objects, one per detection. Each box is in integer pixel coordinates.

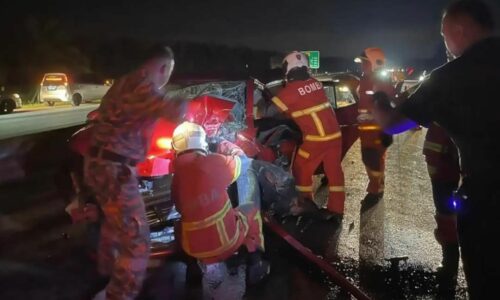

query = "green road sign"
[{"left": 303, "top": 51, "right": 320, "bottom": 69}]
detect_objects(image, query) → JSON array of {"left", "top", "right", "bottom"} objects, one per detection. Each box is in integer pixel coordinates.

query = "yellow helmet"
[
  {"left": 354, "top": 47, "right": 386, "bottom": 71},
  {"left": 171, "top": 121, "right": 208, "bottom": 154}
]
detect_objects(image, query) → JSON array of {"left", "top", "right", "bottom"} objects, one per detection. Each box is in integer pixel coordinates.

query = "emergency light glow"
[{"left": 156, "top": 137, "right": 172, "bottom": 150}]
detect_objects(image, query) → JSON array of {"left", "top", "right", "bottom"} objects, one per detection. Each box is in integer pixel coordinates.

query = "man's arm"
[
  {"left": 373, "top": 69, "right": 448, "bottom": 134},
  {"left": 123, "top": 90, "right": 187, "bottom": 122},
  {"left": 372, "top": 92, "right": 418, "bottom": 134}
]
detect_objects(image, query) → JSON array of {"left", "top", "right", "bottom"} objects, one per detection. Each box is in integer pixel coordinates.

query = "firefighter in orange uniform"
[
  {"left": 424, "top": 122, "right": 460, "bottom": 298},
  {"left": 170, "top": 122, "right": 268, "bottom": 299},
  {"left": 271, "top": 51, "right": 345, "bottom": 222},
  {"left": 354, "top": 48, "right": 396, "bottom": 206}
]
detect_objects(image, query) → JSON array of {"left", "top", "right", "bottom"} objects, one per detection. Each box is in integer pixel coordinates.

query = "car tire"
[
  {"left": 72, "top": 93, "right": 82, "bottom": 107},
  {"left": 0, "top": 99, "right": 15, "bottom": 114},
  {"left": 47, "top": 101, "right": 55, "bottom": 106}
]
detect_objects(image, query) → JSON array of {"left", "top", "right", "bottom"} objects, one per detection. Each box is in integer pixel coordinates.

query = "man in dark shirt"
[{"left": 373, "top": 1, "right": 499, "bottom": 298}]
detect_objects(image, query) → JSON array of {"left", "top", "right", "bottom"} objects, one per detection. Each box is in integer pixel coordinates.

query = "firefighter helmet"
[
  {"left": 282, "top": 51, "right": 310, "bottom": 75},
  {"left": 354, "top": 48, "right": 386, "bottom": 71},
  {"left": 172, "top": 121, "right": 208, "bottom": 154}
]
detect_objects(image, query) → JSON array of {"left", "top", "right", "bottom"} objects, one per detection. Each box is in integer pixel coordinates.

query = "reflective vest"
[
  {"left": 171, "top": 152, "right": 248, "bottom": 263},
  {"left": 423, "top": 122, "right": 461, "bottom": 182},
  {"left": 271, "top": 78, "right": 341, "bottom": 143}
]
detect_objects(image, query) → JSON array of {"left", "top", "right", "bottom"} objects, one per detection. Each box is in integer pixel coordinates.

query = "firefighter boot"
[
  {"left": 436, "top": 244, "right": 459, "bottom": 299},
  {"left": 316, "top": 209, "right": 344, "bottom": 226},
  {"left": 360, "top": 192, "right": 383, "bottom": 214},
  {"left": 246, "top": 251, "right": 270, "bottom": 286},
  {"left": 434, "top": 214, "right": 459, "bottom": 299}
]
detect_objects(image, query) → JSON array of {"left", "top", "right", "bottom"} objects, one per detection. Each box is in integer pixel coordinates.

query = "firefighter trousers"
[
  {"left": 293, "top": 139, "right": 345, "bottom": 214},
  {"left": 236, "top": 156, "right": 264, "bottom": 253},
  {"left": 360, "top": 131, "right": 387, "bottom": 195},
  {"left": 84, "top": 158, "right": 150, "bottom": 300}
]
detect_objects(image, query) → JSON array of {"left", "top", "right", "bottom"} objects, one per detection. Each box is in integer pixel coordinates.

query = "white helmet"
[
  {"left": 282, "top": 51, "right": 309, "bottom": 75},
  {"left": 171, "top": 121, "right": 208, "bottom": 154}
]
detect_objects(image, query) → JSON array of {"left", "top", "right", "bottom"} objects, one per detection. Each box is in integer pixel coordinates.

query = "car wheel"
[
  {"left": 47, "top": 101, "right": 55, "bottom": 106},
  {"left": 72, "top": 93, "right": 82, "bottom": 106},
  {"left": 0, "top": 99, "right": 15, "bottom": 114}
]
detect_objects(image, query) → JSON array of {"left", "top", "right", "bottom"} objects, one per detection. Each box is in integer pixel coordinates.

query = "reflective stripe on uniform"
[
  {"left": 290, "top": 102, "right": 331, "bottom": 118},
  {"left": 254, "top": 213, "right": 265, "bottom": 250},
  {"left": 311, "top": 113, "right": 326, "bottom": 136},
  {"left": 182, "top": 200, "right": 244, "bottom": 259},
  {"left": 271, "top": 96, "right": 289, "bottom": 111},
  {"left": 304, "top": 131, "right": 341, "bottom": 142},
  {"left": 296, "top": 185, "right": 313, "bottom": 192},
  {"left": 329, "top": 186, "right": 345, "bottom": 192},
  {"left": 231, "top": 156, "right": 242, "bottom": 183},
  {"left": 183, "top": 221, "right": 242, "bottom": 259},
  {"left": 424, "top": 141, "right": 445, "bottom": 153},
  {"left": 358, "top": 125, "right": 381, "bottom": 131},
  {"left": 297, "top": 148, "right": 310, "bottom": 159},
  {"left": 182, "top": 200, "right": 232, "bottom": 231},
  {"left": 367, "top": 170, "right": 383, "bottom": 177}
]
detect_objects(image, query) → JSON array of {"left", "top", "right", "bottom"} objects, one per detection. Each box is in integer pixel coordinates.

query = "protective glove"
[
  {"left": 373, "top": 91, "right": 392, "bottom": 111},
  {"left": 217, "top": 139, "right": 245, "bottom": 156}
]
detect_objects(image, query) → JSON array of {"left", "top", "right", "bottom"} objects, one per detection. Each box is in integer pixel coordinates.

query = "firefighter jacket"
[
  {"left": 357, "top": 73, "right": 396, "bottom": 147},
  {"left": 171, "top": 151, "right": 249, "bottom": 264},
  {"left": 271, "top": 78, "right": 341, "bottom": 143}
]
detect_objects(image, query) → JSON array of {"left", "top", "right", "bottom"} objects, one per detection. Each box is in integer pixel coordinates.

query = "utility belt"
[{"left": 88, "top": 146, "right": 139, "bottom": 166}]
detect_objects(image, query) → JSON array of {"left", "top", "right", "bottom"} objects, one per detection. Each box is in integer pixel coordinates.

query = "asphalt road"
[
  {"left": 0, "top": 104, "right": 98, "bottom": 140},
  {"left": 0, "top": 128, "right": 469, "bottom": 299}
]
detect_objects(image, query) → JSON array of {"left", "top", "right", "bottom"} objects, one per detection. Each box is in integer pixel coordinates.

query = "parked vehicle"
[
  {"left": 39, "top": 73, "right": 111, "bottom": 106},
  {"left": 61, "top": 73, "right": 360, "bottom": 256},
  {"left": 0, "top": 86, "right": 22, "bottom": 114}
]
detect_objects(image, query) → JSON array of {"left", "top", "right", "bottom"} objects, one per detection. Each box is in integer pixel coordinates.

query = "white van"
[
  {"left": 39, "top": 73, "right": 111, "bottom": 106},
  {"left": 39, "top": 73, "right": 71, "bottom": 106}
]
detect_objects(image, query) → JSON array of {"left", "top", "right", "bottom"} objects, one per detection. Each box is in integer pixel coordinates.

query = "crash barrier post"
[{"left": 263, "top": 214, "right": 372, "bottom": 300}]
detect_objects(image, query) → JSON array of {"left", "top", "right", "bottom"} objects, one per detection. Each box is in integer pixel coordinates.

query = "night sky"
[{"left": 4, "top": 0, "right": 500, "bottom": 63}]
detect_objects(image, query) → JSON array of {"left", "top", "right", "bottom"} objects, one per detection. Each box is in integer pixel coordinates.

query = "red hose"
[{"left": 263, "top": 214, "right": 371, "bottom": 300}]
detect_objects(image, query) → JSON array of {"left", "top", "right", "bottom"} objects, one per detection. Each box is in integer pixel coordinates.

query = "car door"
[{"left": 318, "top": 79, "right": 360, "bottom": 159}]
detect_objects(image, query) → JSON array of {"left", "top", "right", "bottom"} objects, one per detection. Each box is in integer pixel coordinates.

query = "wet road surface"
[{"left": 0, "top": 128, "right": 468, "bottom": 299}]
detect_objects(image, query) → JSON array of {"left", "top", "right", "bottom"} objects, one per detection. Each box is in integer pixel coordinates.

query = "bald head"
[
  {"left": 139, "top": 45, "right": 175, "bottom": 90},
  {"left": 441, "top": 0, "right": 494, "bottom": 58}
]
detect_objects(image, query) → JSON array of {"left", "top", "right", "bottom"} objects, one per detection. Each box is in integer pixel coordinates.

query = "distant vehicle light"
[
  {"left": 156, "top": 137, "right": 172, "bottom": 150},
  {"left": 354, "top": 57, "right": 362, "bottom": 63},
  {"left": 338, "top": 86, "right": 350, "bottom": 92},
  {"left": 419, "top": 75, "right": 425, "bottom": 82},
  {"left": 381, "top": 70, "right": 388, "bottom": 77}
]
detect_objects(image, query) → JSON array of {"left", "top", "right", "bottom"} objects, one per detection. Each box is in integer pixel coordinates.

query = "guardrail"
[{"left": 0, "top": 105, "right": 98, "bottom": 140}]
